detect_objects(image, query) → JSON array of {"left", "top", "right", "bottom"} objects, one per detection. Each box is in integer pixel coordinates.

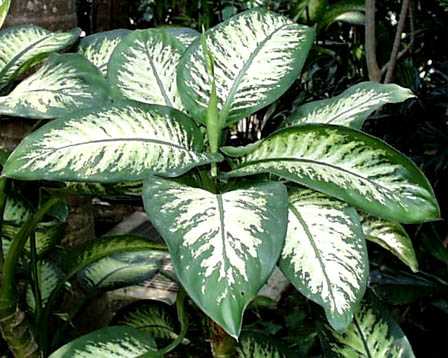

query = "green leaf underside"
[
  {"left": 225, "top": 125, "right": 439, "bottom": 224},
  {"left": 361, "top": 215, "right": 418, "bottom": 272},
  {"left": 279, "top": 189, "right": 368, "bottom": 331},
  {"left": 79, "top": 29, "right": 131, "bottom": 76},
  {"left": 177, "top": 9, "right": 315, "bottom": 125},
  {"left": 109, "top": 29, "right": 186, "bottom": 111},
  {"left": 0, "top": 53, "right": 112, "bottom": 119},
  {"left": 2, "top": 102, "right": 217, "bottom": 182},
  {"left": 327, "top": 293, "right": 415, "bottom": 357},
  {"left": 143, "top": 177, "right": 288, "bottom": 338},
  {"left": 48, "top": 326, "right": 158, "bottom": 358},
  {"left": 0, "top": 25, "right": 80, "bottom": 90},
  {"left": 284, "top": 82, "right": 415, "bottom": 129},
  {"left": 0, "top": 0, "right": 11, "bottom": 29}
]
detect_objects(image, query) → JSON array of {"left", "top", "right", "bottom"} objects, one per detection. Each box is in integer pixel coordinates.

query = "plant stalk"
[{"left": 365, "top": 0, "right": 381, "bottom": 82}]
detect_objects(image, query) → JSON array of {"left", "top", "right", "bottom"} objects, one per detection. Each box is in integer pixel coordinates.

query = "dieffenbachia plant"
[{"left": 0, "top": 7, "right": 439, "bottom": 353}]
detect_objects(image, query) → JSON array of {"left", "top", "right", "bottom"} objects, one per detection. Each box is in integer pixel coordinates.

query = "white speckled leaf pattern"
[
  {"left": 226, "top": 125, "right": 439, "bottom": 224},
  {"left": 285, "top": 82, "right": 415, "bottom": 129},
  {"left": 327, "top": 294, "right": 416, "bottom": 357},
  {"left": 0, "top": 54, "right": 112, "bottom": 119},
  {"left": 0, "top": 0, "right": 10, "bottom": 29},
  {"left": 108, "top": 29, "right": 186, "bottom": 110},
  {"left": 3, "top": 102, "right": 218, "bottom": 182},
  {"left": 361, "top": 214, "right": 418, "bottom": 272},
  {"left": 164, "top": 27, "right": 199, "bottom": 47},
  {"left": 279, "top": 189, "right": 368, "bottom": 331},
  {"left": 0, "top": 25, "right": 80, "bottom": 90},
  {"left": 143, "top": 178, "right": 288, "bottom": 338},
  {"left": 79, "top": 29, "right": 131, "bottom": 76},
  {"left": 178, "top": 9, "right": 315, "bottom": 125}
]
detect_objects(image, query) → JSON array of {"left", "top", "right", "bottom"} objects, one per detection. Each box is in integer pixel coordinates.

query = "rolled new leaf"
[
  {"left": 143, "top": 177, "right": 288, "bottom": 338},
  {"left": 224, "top": 124, "right": 439, "bottom": 224}
]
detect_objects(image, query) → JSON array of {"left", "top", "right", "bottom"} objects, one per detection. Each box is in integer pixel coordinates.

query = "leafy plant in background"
[{"left": 0, "top": 7, "right": 442, "bottom": 358}]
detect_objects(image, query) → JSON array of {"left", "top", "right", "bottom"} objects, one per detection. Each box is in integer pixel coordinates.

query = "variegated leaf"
[
  {"left": 325, "top": 293, "right": 415, "bottom": 357},
  {"left": 224, "top": 125, "right": 439, "bottom": 224},
  {"left": 164, "top": 27, "right": 199, "bottom": 47},
  {"left": 0, "top": 0, "right": 11, "bottom": 29},
  {"left": 237, "top": 334, "right": 284, "bottom": 357},
  {"left": 3, "top": 194, "right": 32, "bottom": 224},
  {"left": 177, "top": 9, "right": 315, "bottom": 126},
  {"left": 108, "top": 29, "right": 186, "bottom": 110},
  {"left": 3, "top": 102, "right": 219, "bottom": 182},
  {"left": 279, "top": 189, "right": 368, "bottom": 331},
  {"left": 361, "top": 214, "right": 418, "bottom": 272},
  {"left": 0, "top": 25, "right": 80, "bottom": 90},
  {"left": 0, "top": 54, "right": 112, "bottom": 119},
  {"left": 284, "top": 82, "right": 415, "bottom": 129},
  {"left": 143, "top": 177, "right": 288, "bottom": 338},
  {"left": 79, "top": 29, "right": 131, "bottom": 76}
]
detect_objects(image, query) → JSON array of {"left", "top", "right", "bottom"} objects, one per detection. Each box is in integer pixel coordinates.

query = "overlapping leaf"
[
  {"left": 109, "top": 29, "right": 186, "bottom": 110},
  {"left": 0, "top": 54, "right": 112, "bottom": 119},
  {"left": 0, "top": 25, "right": 80, "bottom": 90},
  {"left": 164, "top": 27, "right": 199, "bottom": 47},
  {"left": 284, "top": 82, "right": 415, "bottom": 129},
  {"left": 224, "top": 125, "right": 439, "bottom": 223},
  {"left": 279, "top": 189, "right": 368, "bottom": 331},
  {"left": 177, "top": 8, "right": 315, "bottom": 125},
  {"left": 143, "top": 177, "right": 288, "bottom": 338},
  {"left": 2, "top": 102, "right": 219, "bottom": 182}
]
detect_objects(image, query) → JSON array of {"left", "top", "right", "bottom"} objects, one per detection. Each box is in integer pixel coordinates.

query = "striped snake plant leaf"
[
  {"left": 284, "top": 82, "right": 415, "bottom": 129},
  {"left": 177, "top": 9, "right": 315, "bottom": 126},
  {"left": 323, "top": 293, "right": 415, "bottom": 357},
  {"left": 224, "top": 124, "right": 439, "bottom": 224},
  {"left": 79, "top": 29, "right": 131, "bottom": 76},
  {"left": 0, "top": 0, "right": 10, "bottom": 29},
  {"left": 108, "top": 29, "right": 187, "bottom": 111},
  {"left": 361, "top": 215, "right": 418, "bottom": 272},
  {"left": 0, "top": 25, "right": 80, "bottom": 90},
  {"left": 142, "top": 177, "right": 288, "bottom": 338},
  {"left": 2, "top": 102, "right": 219, "bottom": 182},
  {"left": 49, "top": 326, "right": 159, "bottom": 358},
  {"left": 279, "top": 189, "right": 368, "bottom": 331},
  {"left": 0, "top": 53, "right": 112, "bottom": 119},
  {"left": 163, "top": 27, "right": 199, "bottom": 47}
]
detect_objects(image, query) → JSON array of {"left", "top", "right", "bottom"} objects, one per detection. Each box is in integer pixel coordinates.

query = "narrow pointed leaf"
[
  {"left": 284, "top": 82, "right": 415, "bottom": 129},
  {"left": 323, "top": 293, "right": 415, "bottom": 357},
  {"left": 177, "top": 9, "right": 315, "bottom": 125},
  {"left": 49, "top": 326, "right": 159, "bottom": 358},
  {"left": 279, "top": 189, "right": 368, "bottom": 331},
  {"left": 0, "top": 0, "right": 11, "bottom": 29},
  {"left": 3, "top": 102, "right": 218, "bottom": 182},
  {"left": 361, "top": 215, "right": 418, "bottom": 272},
  {"left": 79, "top": 29, "right": 131, "bottom": 76},
  {"left": 108, "top": 29, "right": 186, "bottom": 110},
  {"left": 143, "top": 178, "right": 288, "bottom": 338},
  {"left": 225, "top": 125, "right": 439, "bottom": 224},
  {"left": 0, "top": 25, "right": 80, "bottom": 90},
  {"left": 0, "top": 54, "right": 112, "bottom": 119}
]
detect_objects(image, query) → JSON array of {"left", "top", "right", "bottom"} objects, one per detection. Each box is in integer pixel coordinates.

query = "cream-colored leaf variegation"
[
  {"left": 279, "top": 189, "right": 368, "bottom": 331},
  {"left": 79, "top": 29, "right": 131, "bottom": 76},
  {"left": 361, "top": 214, "right": 418, "bottom": 272},
  {"left": 178, "top": 8, "right": 315, "bottom": 125},
  {"left": 108, "top": 29, "right": 186, "bottom": 110},
  {"left": 3, "top": 102, "right": 218, "bottom": 182},
  {"left": 164, "top": 27, "right": 199, "bottom": 47},
  {"left": 0, "top": 0, "right": 11, "bottom": 29},
  {"left": 143, "top": 177, "right": 288, "bottom": 338},
  {"left": 0, "top": 54, "right": 112, "bottom": 119},
  {"left": 285, "top": 82, "right": 415, "bottom": 129},
  {"left": 225, "top": 125, "right": 439, "bottom": 224},
  {"left": 0, "top": 25, "right": 80, "bottom": 90}
]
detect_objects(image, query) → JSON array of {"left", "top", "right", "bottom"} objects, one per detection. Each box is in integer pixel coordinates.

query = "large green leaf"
[
  {"left": 142, "top": 177, "right": 288, "bottom": 338},
  {"left": 279, "top": 189, "right": 368, "bottom": 331},
  {"left": 0, "top": 25, "right": 80, "bottom": 90},
  {"left": 177, "top": 9, "right": 315, "bottom": 126},
  {"left": 109, "top": 29, "right": 186, "bottom": 111},
  {"left": 49, "top": 326, "right": 159, "bottom": 358},
  {"left": 319, "top": 0, "right": 365, "bottom": 29},
  {"left": 361, "top": 215, "right": 418, "bottom": 272},
  {"left": 0, "top": 0, "right": 10, "bottom": 29},
  {"left": 163, "top": 27, "right": 199, "bottom": 47},
  {"left": 0, "top": 54, "right": 112, "bottom": 119},
  {"left": 3, "top": 102, "right": 219, "bottom": 182},
  {"left": 323, "top": 293, "right": 415, "bottom": 357},
  {"left": 79, "top": 29, "right": 131, "bottom": 76},
  {"left": 224, "top": 125, "right": 439, "bottom": 224},
  {"left": 284, "top": 82, "right": 414, "bottom": 129}
]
